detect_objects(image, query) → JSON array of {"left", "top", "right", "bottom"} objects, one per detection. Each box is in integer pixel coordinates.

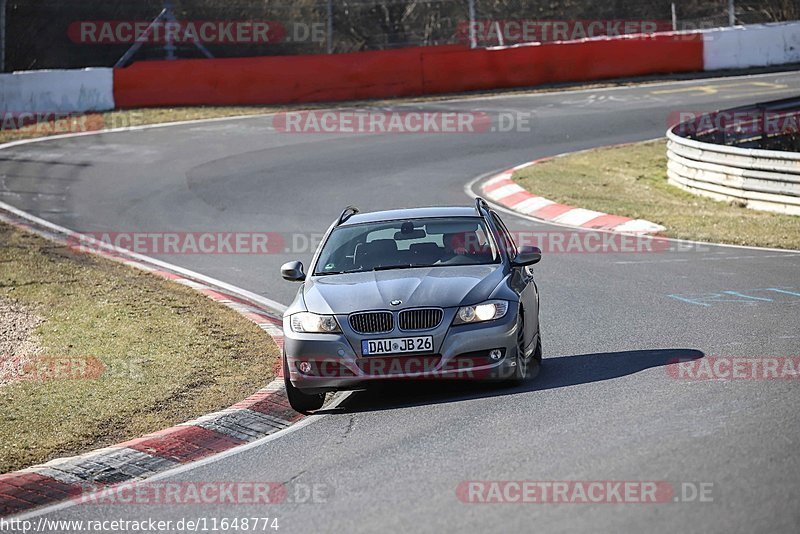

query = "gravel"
[{"left": 0, "top": 298, "right": 43, "bottom": 387}]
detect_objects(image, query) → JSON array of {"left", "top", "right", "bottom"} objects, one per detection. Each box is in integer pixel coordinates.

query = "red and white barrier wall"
[
  {"left": 112, "top": 34, "right": 704, "bottom": 108},
  {"left": 0, "top": 22, "right": 797, "bottom": 113}
]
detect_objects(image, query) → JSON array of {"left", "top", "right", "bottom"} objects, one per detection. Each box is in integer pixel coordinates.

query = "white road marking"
[{"left": 614, "top": 254, "right": 800, "bottom": 265}]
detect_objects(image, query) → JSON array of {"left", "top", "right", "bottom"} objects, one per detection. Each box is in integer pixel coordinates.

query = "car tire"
[
  {"left": 528, "top": 333, "right": 542, "bottom": 379},
  {"left": 283, "top": 354, "right": 325, "bottom": 414},
  {"left": 506, "top": 312, "right": 534, "bottom": 385}
]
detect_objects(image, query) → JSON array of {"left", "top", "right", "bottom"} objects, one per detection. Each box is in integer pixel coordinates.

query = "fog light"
[
  {"left": 298, "top": 361, "right": 312, "bottom": 374},
  {"left": 489, "top": 349, "right": 502, "bottom": 361}
]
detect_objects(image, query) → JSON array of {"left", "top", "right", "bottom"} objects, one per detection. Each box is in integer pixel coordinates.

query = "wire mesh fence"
[{"left": 4, "top": 0, "right": 799, "bottom": 71}]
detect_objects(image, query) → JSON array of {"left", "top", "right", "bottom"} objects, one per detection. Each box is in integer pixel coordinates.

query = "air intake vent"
[
  {"left": 349, "top": 311, "right": 394, "bottom": 334},
  {"left": 399, "top": 308, "right": 443, "bottom": 331}
]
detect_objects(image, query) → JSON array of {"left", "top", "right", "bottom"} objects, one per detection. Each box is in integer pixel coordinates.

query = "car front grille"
[
  {"left": 399, "top": 308, "right": 443, "bottom": 331},
  {"left": 349, "top": 311, "right": 394, "bottom": 334}
]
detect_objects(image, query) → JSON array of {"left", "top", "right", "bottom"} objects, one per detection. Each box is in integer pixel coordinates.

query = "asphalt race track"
[{"left": 2, "top": 71, "right": 800, "bottom": 532}]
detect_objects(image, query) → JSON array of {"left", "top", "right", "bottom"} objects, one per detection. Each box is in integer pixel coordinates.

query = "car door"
[{"left": 491, "top": 211, "right": 539, "bottom": 350}]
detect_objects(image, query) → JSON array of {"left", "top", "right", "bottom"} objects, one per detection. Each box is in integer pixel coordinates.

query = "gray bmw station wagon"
[{"left": 280, "top": 198, "right": 542, "bottom": 412}]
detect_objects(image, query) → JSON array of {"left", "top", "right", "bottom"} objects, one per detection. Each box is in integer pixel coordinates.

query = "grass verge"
[
  {"left": 512, "top": 139, "right": 800, "bottom": 250},
  {"left": 0, "top": 222, "right": 279, "bottom": 473}
]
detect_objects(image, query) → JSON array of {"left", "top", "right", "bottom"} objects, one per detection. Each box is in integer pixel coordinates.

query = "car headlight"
[
  {"left": 453, "top": 300, "right": 509, "bottom": 325},
  {"left": 290, "top": 312, "right": 341, "bottom": 333}
]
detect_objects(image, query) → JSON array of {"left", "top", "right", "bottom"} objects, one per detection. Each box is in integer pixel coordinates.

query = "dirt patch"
[{"left": 0, "top": 298, "right": 44, "bottom": 387}]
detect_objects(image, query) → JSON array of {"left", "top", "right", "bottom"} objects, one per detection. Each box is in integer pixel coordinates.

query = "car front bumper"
[{"left": 283, "top": 308, "right": 520, "bottom": 393}]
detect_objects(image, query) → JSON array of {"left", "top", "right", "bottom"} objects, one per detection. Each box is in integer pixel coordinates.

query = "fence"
[
  {"left": 3, "top": 0, "right": 799, "bottom": 71},
  {"left": 667, "top": 97, "right": 800, "bottom": 216}
]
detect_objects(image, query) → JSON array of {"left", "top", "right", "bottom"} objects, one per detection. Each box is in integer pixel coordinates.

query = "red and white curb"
[
  {"left": 0, "top": 202, "right": 312, "bottom": 518},
  {"left": 481, "top": 158, "right": 666, "bottom": 235}
]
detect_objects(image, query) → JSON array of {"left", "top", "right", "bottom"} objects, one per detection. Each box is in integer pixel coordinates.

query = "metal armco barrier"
[{"left": 666, "top": 98, "right": 800, "bottom": 216}]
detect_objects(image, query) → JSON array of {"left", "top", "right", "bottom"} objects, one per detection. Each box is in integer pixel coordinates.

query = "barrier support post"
[
  {"left": 468, "top": 0, "right": 476, "bottom": 49},
  {"left": 327, "top": 0, "right": 333, "bottom": 54}
]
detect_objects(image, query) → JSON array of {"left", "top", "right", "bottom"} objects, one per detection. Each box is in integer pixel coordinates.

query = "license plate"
[{"left": 362, "top": 336, "right": 434, "bottom": 356}]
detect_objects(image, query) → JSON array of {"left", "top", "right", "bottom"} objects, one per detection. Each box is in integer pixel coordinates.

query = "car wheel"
[
  {"left": 283, "top": 354, "right": 325, "bottom": 413},
  {"left": 506, "top": 312, "right": 533, "bottom": 385},
  {"left": 528, "top": 333, "right": 542, "bottom": 379}
]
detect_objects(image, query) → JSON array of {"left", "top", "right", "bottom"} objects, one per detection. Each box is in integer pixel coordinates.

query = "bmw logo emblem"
[{"left": 391, "top": 299, "right": 402, "bottom": 306}]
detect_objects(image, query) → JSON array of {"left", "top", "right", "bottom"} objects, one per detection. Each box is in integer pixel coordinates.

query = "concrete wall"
[
  {"left": 0, "top": 68, "right": 114, "bottom": 113},
  {"left": 703, "top": 22, "right": 800, "bottom": 70}
]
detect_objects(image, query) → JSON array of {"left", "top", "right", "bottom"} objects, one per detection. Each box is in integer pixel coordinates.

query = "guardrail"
[{"left": 666, "top": 97, "right": 800, "bottom": 216}]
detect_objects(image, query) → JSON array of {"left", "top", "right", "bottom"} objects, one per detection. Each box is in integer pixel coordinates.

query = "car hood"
[{"left": 303, "top": 265, "right": 505, "bottom": 314}]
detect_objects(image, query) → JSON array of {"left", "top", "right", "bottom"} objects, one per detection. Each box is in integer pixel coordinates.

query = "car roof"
[{"left": 341, "top": 206, "right": 480, "bottom": 226}]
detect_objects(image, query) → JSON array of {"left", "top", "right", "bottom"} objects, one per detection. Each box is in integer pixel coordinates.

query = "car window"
[
  {"left": 491, "top": 212, "right": 517, "bottom": 257},
  {"left": 314, "top": 217, "right": 499, "bottom": 275},
  {"left": 363, "top": 227, "right": 444, "bottom": 250}
]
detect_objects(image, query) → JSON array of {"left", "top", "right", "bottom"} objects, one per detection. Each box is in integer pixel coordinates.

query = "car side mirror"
[
  {"left": 512, "top": 246, "right": 542, "bottom": 266},
  {"left": 281, "top": 261, "right": 306, "bottom": 282}
]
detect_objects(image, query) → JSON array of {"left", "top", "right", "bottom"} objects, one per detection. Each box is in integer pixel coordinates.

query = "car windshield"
[{"left": 313, "top": 217, "right": 500, "bottom": 275}]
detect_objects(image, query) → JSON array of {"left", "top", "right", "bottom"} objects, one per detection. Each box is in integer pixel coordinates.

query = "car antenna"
[{"left": 337, "top": 206, "right": 360, "bottom": 225}]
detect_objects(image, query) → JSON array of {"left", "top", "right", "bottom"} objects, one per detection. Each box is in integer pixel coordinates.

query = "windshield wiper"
[
  {"left": 316, "top": 264, "right": 429, "bottom": 276},
  {"left": 314, "top": 269, "right": 361, "bottom": 276},
  {"left": 371, "top": 264, "right": 428, "bottom": 272}
]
